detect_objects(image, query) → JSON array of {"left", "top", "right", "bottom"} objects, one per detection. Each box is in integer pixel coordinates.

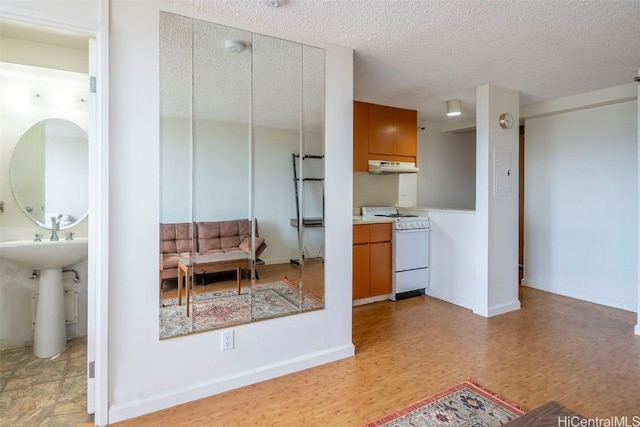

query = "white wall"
[
  {"left": 407, "top": 209, "right": 477, "bottom": 310},
  {"left": 428, "top": 211, "right": 476, "bottom": 309},
  {"left": 637, "top": 76, "right": 640, "bottom": 335},
  {"left": 523, "top": 99, "right": 638, "bottom": 311},
  {"left": 475, "top": 84, "right": 521, "bottom": 317},
  {"left": 108, "top": 0, "right": 354, "bottom": 422},
  {"left": 254, "top": 126, "right": 305, "bottom": 264},
  {"left": 353, "top": 172, "right": 400, "bottom": 210},
  {"left": 417, "top": 126, "right": 476, "bottom": 209}
]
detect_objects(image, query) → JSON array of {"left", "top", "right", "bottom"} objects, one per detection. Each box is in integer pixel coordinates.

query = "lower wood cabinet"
[{"left": 353, "top": 223, "right": 392, "bottom": 300}]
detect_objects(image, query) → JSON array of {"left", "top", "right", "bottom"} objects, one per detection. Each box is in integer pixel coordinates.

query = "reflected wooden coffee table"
[{"left": 177, "top": 252, "right": 251, "bottom": 316}]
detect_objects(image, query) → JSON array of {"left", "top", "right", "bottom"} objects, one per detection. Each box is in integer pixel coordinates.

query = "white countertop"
[
  {"left": 399, "top": 207, "right": 475, "bottom": 215},
  {"left": 352, "top": 216, "right": 395, "bottom": 225}
]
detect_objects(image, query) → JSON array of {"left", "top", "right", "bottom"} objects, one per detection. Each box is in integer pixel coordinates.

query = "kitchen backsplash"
[{"left": 353, "top": 172, "right": 417, "bottom": 210}]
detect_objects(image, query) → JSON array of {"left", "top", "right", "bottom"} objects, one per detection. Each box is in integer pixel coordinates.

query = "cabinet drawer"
[
  {"left": 369, "top": 223, "right": 392, "bottom": 243},
  {"left": 353, "top": 224, "right": 369, "bottom": 244}
]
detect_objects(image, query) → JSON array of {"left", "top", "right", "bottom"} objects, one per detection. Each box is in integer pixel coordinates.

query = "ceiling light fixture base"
[
  {"left": 446, "top": 99, "right": 462, "bottom": 117},
  {"left": 225, "top": 39, "right": 246, "bottom": 53},
  {"left": 264, "top": 0, "right": 287, "bottom": 7}
]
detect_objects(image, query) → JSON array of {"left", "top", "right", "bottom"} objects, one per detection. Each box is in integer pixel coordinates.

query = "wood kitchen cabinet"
[
  {"left": 353, "top": 101, "right": 418, "bottom": 172},
  {"left": 352, "top": 223, "right": 392, "bottom": 300}
]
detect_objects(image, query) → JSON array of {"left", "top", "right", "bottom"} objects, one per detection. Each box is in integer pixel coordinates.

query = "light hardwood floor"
[{"left": 115, "top": 286, "right": 640, "bottom": 426}]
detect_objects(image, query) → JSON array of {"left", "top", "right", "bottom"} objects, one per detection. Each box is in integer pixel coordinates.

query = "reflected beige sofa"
[{"left": 159, "top": 219, "right": 267, "bottom": 286}]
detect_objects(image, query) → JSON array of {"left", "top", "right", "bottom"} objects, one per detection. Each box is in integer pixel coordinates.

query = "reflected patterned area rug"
[
  {"left": 159, "top": 280, "right": 323, "bottom": 338},
  {"left": 364, "top": 380, "right": 527, "bottom": 427}
]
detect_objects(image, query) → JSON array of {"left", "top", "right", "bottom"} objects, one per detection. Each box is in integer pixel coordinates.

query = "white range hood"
[{"left": 368, "top": 160, "right": 419, "bottom": 174}]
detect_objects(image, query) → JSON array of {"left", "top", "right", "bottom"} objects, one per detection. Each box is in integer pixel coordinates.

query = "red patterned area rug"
[
  {"left": 159, "top": 280, "right": 323, "bottom": 338},
  {"left": 364, "top": 380, "right": 527, "bottom": 427}
]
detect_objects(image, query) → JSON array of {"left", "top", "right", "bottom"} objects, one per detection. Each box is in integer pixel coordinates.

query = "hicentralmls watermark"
[{"left": 558, "top": 416, "right": 640, "bottom": 427}]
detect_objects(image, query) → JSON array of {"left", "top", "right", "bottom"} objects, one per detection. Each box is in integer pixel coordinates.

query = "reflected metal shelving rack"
[{"left": 290, "top": 153, "right": 324, "bottom": 265}]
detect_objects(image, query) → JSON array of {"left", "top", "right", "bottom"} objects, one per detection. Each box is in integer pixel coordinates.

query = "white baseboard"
[
  {"left": 488, "top": 300, "right": 521, "bottom": 317},
  {"left": 108, "top": 344, "right": 355, "bottom": 424},
  {"left": 474, "top": 299, "right": 520, "bottom": 318},
  {"left": 425, "top": 289, "right": 474, "bottom": 310},
  {"left": 522, "top": 279, "right": 636, "bottom": 312}
]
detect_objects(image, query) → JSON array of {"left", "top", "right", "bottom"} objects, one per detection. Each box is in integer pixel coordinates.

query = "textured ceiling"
[{"left": 169, "top": 0, "right": 640, "bottom": 125}]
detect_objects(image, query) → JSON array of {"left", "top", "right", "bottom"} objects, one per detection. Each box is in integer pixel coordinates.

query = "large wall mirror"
[{"left": 159, "top": 12, "right": 325, "bottom": 338}]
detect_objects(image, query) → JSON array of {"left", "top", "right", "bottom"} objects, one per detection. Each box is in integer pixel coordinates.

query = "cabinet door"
[
  {"left": 353, "top": 101, "right": 370, "bottom": 172},
  {"left": 393, "top": 107, "right": 417, "bottom": 156},
  {"left": 352, "top": 244, "right": 370, "bottom": 300},
  {"left": 368, "top": 103, "right": 395, "bottom": 156},
  {"left": 369, "top": 241, "right": 392, "bottom": 296}
]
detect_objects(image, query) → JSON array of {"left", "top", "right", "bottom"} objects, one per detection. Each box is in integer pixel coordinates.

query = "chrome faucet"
[{"left": 50, "top": 214, "right": 63, "bottom": 241}]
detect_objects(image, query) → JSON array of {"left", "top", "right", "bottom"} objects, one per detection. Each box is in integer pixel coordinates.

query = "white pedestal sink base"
[
  {"left": 0, "top": 238, "right": 87, "bottom": 358},
  {"left": 33, "top": 268, "right": 67, "bottom": 358}
]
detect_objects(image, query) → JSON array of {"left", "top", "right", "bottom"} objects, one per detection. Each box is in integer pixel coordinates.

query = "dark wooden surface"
[{"left": 505, "top": 401, "right": 585, "bottom": 427}]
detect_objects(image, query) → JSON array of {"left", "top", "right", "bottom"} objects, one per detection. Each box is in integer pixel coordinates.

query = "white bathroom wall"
[
  {"left": 0, "top": 62, "right": 90, "bottom": 349},
  {"left": 108, "top": 1, "right": 354, "bottom": 422},
  {"left": 523, "top": 99, "right": 638, "bottom": 311}
]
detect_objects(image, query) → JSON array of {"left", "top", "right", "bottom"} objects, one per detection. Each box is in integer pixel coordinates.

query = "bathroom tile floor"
[{"left": 0, "top": 337, "right": 93, "bottom": 427}]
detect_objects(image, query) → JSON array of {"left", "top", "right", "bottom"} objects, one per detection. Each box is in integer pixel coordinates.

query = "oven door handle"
[{"left": 396, "top": 228, "right": 430, "bottom": 233}]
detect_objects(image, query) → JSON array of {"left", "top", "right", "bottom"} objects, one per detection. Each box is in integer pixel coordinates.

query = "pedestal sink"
[{"left": 0, "top": 238, "right": 88, "bottom": 358}]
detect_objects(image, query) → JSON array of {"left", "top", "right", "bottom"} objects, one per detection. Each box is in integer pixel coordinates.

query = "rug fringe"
[
  {"left": 281, "top": 276, "right": 324, "bottom": 304},
  {"left": 282, "top": 275, "right": 297, "bottom": 288},
  {"left": 363, "top": 379, "right": 528, "bottom": 427},
  {"left": 465, "top": 378, "right": 529, "bottom": 414}
]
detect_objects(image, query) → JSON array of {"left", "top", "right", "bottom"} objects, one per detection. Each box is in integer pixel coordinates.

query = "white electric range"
[{"left": 361, "top": 207, "right": 430, "bottom": 300}]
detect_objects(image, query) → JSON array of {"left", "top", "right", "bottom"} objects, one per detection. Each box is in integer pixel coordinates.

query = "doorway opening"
[{"left": 0, "top": 17, "right": 95, "bottom": 426}]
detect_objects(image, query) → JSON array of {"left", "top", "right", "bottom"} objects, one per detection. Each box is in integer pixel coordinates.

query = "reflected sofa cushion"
[
  {"left": 197, "top": 219, "right": 266, "bottom": 258},
  {"left": 159, "top": 222, "right": 196, "bottom": 281},
  {"left": 159, "top": 219, "right": 267, "bottom": 284}
]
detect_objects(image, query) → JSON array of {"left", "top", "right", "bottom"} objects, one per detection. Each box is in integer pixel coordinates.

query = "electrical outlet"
[{"left": 221, "top": 330, "right": 234, "bottom": 351}]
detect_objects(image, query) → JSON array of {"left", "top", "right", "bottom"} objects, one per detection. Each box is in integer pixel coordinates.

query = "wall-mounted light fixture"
[{"left": 446, "top": 99, "right": 462, "bottom": 117}]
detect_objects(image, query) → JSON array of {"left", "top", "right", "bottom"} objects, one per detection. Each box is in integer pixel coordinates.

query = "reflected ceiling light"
[
  {"left": 446, "top": 99, "right": 462, "bottom": 117},
  {"left": 264, "top": 0, "right": 287, "bottom": 6},
  {"left": 225, "top": 39, "right": 246, "bottom": 53}
]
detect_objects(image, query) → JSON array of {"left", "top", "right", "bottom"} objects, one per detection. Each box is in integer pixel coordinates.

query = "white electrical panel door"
[{"left": 493, "top": 149, "right": 513, "bottom": 196}]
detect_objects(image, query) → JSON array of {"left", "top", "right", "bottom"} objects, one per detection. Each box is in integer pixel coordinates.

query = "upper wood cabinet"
[
  {"left": 353, "top": 101, "right": 418, "bottom": 171},
  {"left": 368, "top": 104, "right": 395, "bottom": 156},
  {"left": 392, "top": 107, "right": 418, "bottom": 157}
]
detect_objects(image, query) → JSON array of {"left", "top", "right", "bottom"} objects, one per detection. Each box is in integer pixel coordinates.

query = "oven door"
[{"left": 394, "top": 228, "right": 430, "bottom": 272}]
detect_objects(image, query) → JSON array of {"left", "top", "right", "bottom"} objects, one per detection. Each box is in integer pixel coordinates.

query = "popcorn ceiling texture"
[{"left": 167, "top": 0, "right": 640, "bottom": 124}]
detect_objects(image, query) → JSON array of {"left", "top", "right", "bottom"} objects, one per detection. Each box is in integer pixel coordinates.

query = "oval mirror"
[{"left": 10, "top": 118, "right": 88, "bottom": 230}]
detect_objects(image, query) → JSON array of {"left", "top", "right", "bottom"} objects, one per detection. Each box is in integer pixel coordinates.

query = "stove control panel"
[{"left": 394, "top": 219, "right": 430, "bottom": 230}]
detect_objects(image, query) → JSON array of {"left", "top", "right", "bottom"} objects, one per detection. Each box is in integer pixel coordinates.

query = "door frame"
[{"left": 0, "top": 3, "right": 110, "bottom": 425}]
